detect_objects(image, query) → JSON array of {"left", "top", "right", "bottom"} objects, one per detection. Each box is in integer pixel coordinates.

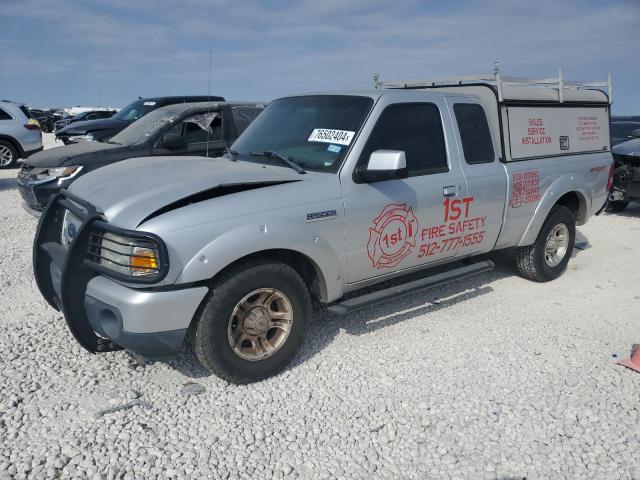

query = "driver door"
[{"left": 341, "top": 99, "right": 468, "bottom": 284}]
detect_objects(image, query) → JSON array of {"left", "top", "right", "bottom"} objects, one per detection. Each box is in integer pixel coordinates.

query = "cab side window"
[
  {"left": 453, "top": 103, "right": 495, "bottom": 164},
  {"left": 0, "top": 109, "right": 12, "bottom": 120},
  {"left": 360, "top": 103, "right": 448, "bottom": 176}
]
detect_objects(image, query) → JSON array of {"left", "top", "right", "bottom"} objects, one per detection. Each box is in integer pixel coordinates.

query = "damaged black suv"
[{"left": 18, "top": 101, "right": 264, "bottom": 214}]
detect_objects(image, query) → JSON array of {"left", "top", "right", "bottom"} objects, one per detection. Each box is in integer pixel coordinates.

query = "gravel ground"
[{"left": 1, "top": 135, "right": 639, "bottom": 479}]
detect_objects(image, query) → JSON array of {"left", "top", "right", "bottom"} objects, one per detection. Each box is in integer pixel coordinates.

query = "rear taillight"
[
  {"left": 23, "top": 124, "right": 40, "bottom": 130},
  {"left": 607, "top": 162, "right": 615, "bottom": 191}
]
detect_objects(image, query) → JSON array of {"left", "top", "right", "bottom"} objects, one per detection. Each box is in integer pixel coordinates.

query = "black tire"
[
  {"left": 191, "top": 259, "right": 311, "bottom": 384},
  {"left": 515, "top": 205, "right": 576, "bottom": 282},
  {"left": 0, "top": 140, "right": 18, "bottom": 169},
  {"left": 607, "top": 200, "right": 629, "bottom": 213}
]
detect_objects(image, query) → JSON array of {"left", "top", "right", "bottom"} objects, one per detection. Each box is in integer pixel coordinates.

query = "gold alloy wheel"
[
  {"left": 227, "top": 288, "right": 294, "bottom": 361},
  {"left": 544, "top": 223, "right": 570, "bottom": 267}
]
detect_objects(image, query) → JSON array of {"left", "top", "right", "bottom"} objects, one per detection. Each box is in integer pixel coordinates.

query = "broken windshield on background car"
[
  {"left": 109, "top": 107, "right": 184, "bottom": 146},
  {"left": 231, "top": 95, "right": 373, "bottom": 172}
]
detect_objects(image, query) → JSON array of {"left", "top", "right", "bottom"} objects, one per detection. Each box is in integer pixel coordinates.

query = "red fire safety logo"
[{"left": 367, "top": 203, "right": 418, "bottom": 269}]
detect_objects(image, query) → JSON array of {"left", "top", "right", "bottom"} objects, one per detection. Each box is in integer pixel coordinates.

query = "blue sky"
[{"left": 1, "top": 0, "right": 639, "bottom": 114}]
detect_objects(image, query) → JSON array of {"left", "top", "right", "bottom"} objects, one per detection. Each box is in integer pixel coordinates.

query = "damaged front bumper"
[{"left": 33, "top": 191, "right": 208, "bottom": 358}]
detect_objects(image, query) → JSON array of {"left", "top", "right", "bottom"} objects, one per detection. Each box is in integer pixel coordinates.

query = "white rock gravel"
[{"left": 1, "top": 136, "right": 639, "bottom": 479}]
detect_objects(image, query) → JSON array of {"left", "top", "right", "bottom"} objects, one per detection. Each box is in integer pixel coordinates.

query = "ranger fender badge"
[{"left": 306, "top": 210, "right": 337, "bottom": 222}]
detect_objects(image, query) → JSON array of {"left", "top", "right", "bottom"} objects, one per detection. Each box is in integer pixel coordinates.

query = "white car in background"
[{"left": 0, "top": 100, "right": 43, "bottom": 168}]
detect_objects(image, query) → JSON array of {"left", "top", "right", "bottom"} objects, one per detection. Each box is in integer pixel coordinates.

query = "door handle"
[{"left": 443, "top": 185, "right": 459, "bottom": 197}]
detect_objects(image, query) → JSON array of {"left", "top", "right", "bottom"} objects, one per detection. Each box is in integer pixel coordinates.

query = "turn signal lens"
[{"left": 130, "top": 246, "right": 159, "bottom": 275}]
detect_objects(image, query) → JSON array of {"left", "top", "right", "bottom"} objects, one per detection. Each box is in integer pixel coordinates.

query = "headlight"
[
  {"left": 69, "top": 134, "right": 94, "bottom": 142},
  {"left": 36, "top": 165, "right": 82, "bottom": 180},
  {"left": 95, "top": 232, "right": 164, "bottom": 278}
]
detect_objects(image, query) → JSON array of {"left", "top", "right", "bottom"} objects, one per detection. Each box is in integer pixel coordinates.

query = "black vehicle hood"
[
  {"left": 613, "top": 138, "right": 640, "bottom": 157},
  {"left": 26, "top": 141, "right": 127, "bottom": 168},
  {"left": 56, "top": 118, "right": 130, "bottom": 135}
]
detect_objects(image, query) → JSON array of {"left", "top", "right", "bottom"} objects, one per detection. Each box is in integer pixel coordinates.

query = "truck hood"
[
  {"left": 57, "top": 118, "right": 130, "bottom": 135},
  {"left": 68, "top": 156, "right": 301, "bottom": 227},
  {"left": 26, "top": 141, "right": 123, "bottom": 168},
  {"left": 612, "top": 138, "right": 640, "bottom": 157}
]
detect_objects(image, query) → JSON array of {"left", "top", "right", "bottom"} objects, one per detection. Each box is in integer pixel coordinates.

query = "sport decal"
[
  {"left": 509, "top": 170, "right": 540, "bottom": 208},
  {"left": 367, "top": 204, "right": 418, "bottom": 269},
  {"left": 308, "top": 128, "right": 355, "bottom": 146}
]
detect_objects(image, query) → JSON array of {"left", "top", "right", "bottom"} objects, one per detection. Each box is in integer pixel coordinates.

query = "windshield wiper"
[
  {"left": 107, "top": 140, "right": 121, "bottom": 145},
  {"left": 249, "top": 150, "right": 305, "bottom": 174}
]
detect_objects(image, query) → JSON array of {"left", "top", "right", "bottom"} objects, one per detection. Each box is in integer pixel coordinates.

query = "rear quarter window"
[
  {"left": 453, "top": 103, "right": 495, "bottom": 164},
  {"left": 0, "top": 109, "right": 12, "bottom": 120}
]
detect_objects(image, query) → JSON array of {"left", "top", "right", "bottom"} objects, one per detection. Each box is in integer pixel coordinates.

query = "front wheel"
[
  {"left": 515, "top": 205, "right": 576, "bottom": 282},
  {"left": 191, "top": 259, "right": 311, "bottom": 384}
]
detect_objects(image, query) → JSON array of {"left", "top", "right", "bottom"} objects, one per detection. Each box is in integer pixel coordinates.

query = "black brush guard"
[{"left": 33, "top": 190, "right": 122, "bottom": 353}]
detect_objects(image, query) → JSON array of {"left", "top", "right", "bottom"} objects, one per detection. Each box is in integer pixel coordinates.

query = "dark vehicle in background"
[
  {"left": 54, "top": 110, "right": 116, "bottom": 133},
  {"left": 29, "top": 109, "right": 56, "bottom": 133},
  {"left": 611, "top": 121, "right": 640, "bottom": 146},
  {"left": 54, "top": 96, "right": 224, "bottom": 145},
  {"left": 18, "top": 102, "right": 263, "bottom": 214},
  {"left": 608, "top": 137, "right": 640, "bottom": 212},
  {"left": 613, "top": 116, "right": 640, "bottom": 122}
]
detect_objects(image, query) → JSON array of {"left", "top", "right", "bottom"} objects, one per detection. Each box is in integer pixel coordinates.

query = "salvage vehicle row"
[{"left": 19, "top": 102, "right": 264, "bottom": 214}]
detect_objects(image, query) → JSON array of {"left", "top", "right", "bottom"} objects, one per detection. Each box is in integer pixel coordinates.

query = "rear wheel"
[
  {"left": 515, "top": 205, "right": 576, "bottom": 282},
  {"left": 191, "top": 259, "right": 311, "bottom": 384},
  {"left": 0, "top": 140, "right": 18, "bottom": 169},
  {"left": 607, "top": 200, "right": 629, "bottom": 213}
]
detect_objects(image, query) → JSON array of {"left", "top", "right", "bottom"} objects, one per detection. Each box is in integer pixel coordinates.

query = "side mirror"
[
  {"left": 631, "top": 129, "right": 640, "bottom": 139},
  {"left": 159, "top": 133, "right": 187, "bottom": 151},
  {"left": 356, "top": 150, "right": 408, "bottom": 183}
]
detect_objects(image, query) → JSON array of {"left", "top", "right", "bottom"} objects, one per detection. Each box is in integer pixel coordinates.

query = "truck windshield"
[
  {"left": 231, "top": 95, "right": 373, "bottom": 172},
  {"left": 109, "top": 106, "right": 185, "bottom": 145}
]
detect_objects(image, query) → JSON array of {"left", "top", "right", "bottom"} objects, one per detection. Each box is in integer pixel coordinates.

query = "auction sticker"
[{"left": 308, "top": 128, "right": 355, "bottom": 146}]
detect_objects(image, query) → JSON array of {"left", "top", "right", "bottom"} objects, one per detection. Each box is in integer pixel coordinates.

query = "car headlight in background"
[
  {"left": 92, "top": 231, "right": 164, "bottom": 279},
  {"left": 36, "top": 165, "right": 83, "bottom": 181},
  {"left": 69, "top": 133, "right": 94, "bottom": 142}
]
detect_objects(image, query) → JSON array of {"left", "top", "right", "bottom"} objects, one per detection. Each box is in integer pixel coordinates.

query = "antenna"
[{"left": 206, "top": 44, "right": 213, "bottom": 157}]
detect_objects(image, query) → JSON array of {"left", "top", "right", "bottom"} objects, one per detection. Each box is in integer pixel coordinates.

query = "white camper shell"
[{"left": 377, "top": 70, "right": 611, "bottom": 162}]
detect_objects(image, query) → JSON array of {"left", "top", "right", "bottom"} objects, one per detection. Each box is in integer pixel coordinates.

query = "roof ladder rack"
[{"left": 373, "top": 68, "right": 612, "bottom": 104}]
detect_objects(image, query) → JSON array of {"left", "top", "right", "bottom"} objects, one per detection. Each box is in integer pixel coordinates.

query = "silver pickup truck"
[{"left": 33, "top": 72, "right": 613, "bottom": 383}]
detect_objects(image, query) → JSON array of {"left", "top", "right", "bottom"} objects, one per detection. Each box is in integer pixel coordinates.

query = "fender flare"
[
  {"left": 177, "top": 221, "right": 345, "bottom": 303},
  {"left": 517, "top": 173, "right": 590, "bottom": 247}
]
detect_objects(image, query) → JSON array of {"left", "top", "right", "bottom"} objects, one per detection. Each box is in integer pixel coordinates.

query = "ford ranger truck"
[{"left": 33, "top": 72, "right": 613, "bottom": 383}]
